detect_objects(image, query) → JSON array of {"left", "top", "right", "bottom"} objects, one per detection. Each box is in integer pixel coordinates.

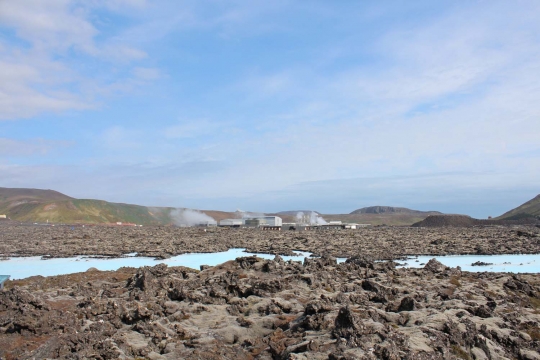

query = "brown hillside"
[
  {"left": 0, "top": 187, "right": 72, "bottom": 203},
  {"left": 200, "top": 210, "right": 238, "bottom": 222}
]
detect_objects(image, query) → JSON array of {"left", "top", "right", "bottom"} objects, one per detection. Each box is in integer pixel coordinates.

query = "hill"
[
  {"left": 350, "top": 206, "right": 441, "bottom": 215},
  {"left": 412, "top": 214, "right": 540, "bottom": 227},
  {"left": 322, "top": 213, "right": 437, "bottom": 226},
  {"left": 0, "top": 187, "right": 236, "bottom": 225},
  {"left": 0, "top": 187, "right": 73, "bottom": 203},
  {"left": 497, "top": 194, "right": 540, "bottom": 220},
  {"left": 321, "top": 206, "right": 442, "bottom": 226},
  {"left": 411, "top": 215, "right": 477, "bottom": 227}
]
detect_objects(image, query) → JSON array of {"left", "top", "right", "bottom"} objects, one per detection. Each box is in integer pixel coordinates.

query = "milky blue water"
[
  {"left": 397, "top": 254, "right": 540, "bottom": 273},
  {"left": 1, "top": 251, "right": 539, "bottom": 280},
  {"left": 0, "top": 249, "right": 312, "bottom": 280}
]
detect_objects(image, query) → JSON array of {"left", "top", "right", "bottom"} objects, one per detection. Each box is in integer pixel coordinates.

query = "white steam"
[
  {"left": 170, "top": 208, "right": 216, "bottom": 226},
  {"left": 236, "top": 209, "right": 265, "bottom": 219},
  {"left": 296, "top": 211, "right": 327, "bottom": 225}
]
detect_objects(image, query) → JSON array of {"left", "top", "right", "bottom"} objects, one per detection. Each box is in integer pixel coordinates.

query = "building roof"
[{"left": 0, "top": 275, "right": 10, "bottom": 284}]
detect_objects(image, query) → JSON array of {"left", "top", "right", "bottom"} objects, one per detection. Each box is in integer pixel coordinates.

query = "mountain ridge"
[
  {"left": 0, "top": 187, "right": 236, "bottom": 225},
  {"left": 497, "top": 194, "right": 540, "bottom": 220},
  {"left": 350, "top": 206, "right": 441, "bottom": 215}
]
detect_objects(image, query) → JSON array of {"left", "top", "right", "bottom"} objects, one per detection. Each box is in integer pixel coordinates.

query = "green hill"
[
  {"left": 497, "top": 194, "right": 540, "bottom": 220},
  {"left": 0, "top": 187, "right": 234, "bottom": 225},
  {"left": 0, "top": 187, "right": 163, "bottom": 224}
]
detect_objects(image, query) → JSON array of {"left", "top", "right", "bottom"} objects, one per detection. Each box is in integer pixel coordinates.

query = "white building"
[
  {"left": 244, "top": 216, "right": 282, "bottom": 227},
  {"left": 219, "top": 219, "right": 243, "bottom": 227}
]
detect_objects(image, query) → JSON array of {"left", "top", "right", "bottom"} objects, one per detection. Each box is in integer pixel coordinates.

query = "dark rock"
[
  {"left": 423, "top": 258, "right": 447, "bottom": 273},
  {"left": 345, "top": 256, "right": 375, "bottom": 269},
  {"left": 397, "top": 296, "right": 415, "bottom": 312},
  {"left": 471, "top": 261, "right": 493, "bottom": 266},
  {"left": 333, "top": 306, "right": 365, "bottom": 340}
]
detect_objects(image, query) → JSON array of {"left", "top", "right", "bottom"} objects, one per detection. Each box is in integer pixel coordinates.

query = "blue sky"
[{"left": 1, "top": 0, "right": 539, "bottom": 217}]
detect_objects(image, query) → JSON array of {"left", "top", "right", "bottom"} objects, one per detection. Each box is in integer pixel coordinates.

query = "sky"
[{"left": 1, "top": 0, "right": 539, "bottom": 218}]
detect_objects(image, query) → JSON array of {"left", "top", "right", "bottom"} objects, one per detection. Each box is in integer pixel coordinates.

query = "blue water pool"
[
  {"left": 0, "top": 249, "right": 311, "bottom": 279},
  {"left": 1, "top": 251, "right": 539, "bottom": 280}
]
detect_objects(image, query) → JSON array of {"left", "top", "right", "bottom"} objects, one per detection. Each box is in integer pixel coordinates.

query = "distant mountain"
[
  {"left": 311, "top": 206, "right": 443, "bottom": 226},
  {"left": 350, "top": 206, "right": 441, "bottom": 215},
  {"left": 497, "top": 194, "right": 540, "bottom": 220},
  {"left": 0, "top": 187, "right": 235, "bottom": 225}
]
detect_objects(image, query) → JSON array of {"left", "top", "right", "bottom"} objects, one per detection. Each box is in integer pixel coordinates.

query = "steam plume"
[
  {"left": 296, "top": 211, "right": 327, "bottom": 225},
  {"left": 170, "top": 208, "right": 216, "bottom": 226}
]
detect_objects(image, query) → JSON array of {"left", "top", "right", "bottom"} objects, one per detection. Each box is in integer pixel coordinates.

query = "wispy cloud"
[
  {"left": 0, "top": 138, "right": 72, "bottom": 157},
  {"left": 0, "top": 0, "right": 159, "bottom": 120}
]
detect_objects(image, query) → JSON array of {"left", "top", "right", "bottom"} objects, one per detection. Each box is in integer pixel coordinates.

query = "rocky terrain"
[
  {"left": 1, "top": 254, "right": 540, "bottom": 359},
  {"left": 1, "top": 224, "right": 540, "bottom": 260}
]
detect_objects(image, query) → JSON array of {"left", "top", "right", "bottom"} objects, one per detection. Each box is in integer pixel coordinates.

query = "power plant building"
[
  {"left": 244, "top": 216, "right": 282, "bottom": 227},
  {"left": 219, "top": 219, "right": 243, "bottom": 227}
]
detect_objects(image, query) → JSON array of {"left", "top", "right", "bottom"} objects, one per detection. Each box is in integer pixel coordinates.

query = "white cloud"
[
  {"left": 0, "top": 0, "right": 159, "bottom": 120},
  {"left": 0, "top": 55, "right": 91, "bottom": 119},
  {"left": 0, "top": 138, "right": 72, "bottom": 156},
  {"left": 0, "top": 0, "right": 97, "bottom": 53}
]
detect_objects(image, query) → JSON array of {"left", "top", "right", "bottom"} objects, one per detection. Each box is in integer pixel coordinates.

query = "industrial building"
[
  {"left": 219, "top": 216, "right": 283, "bottom": 228},
  {"left": 219, "top": 219, "right": 243, "bottom": 227},
  {"left": 245, "top": 216, "right": 282, "bottom": 227},
  {"left": 219, "top": 216, "right": 367, "bottom": 231},
  {"left": 281, "top": 221, "right": 372, "bottom": 231},
  {"left": 282, "top": 223, "right": 312, "bottom": 231},
  {"left": 244, "top": 219, "right": 263, "bottom": 227}
]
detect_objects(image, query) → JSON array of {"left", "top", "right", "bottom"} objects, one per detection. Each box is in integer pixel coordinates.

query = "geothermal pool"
[
  {"left": 0, "top": 249, "right": 311, "bottom": 280},
  {"left": 0, "top": 250, "right": 539, "bottom": 279},
  {"left": 397, "top": 254, "right": 540, "bottom": 273}
]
